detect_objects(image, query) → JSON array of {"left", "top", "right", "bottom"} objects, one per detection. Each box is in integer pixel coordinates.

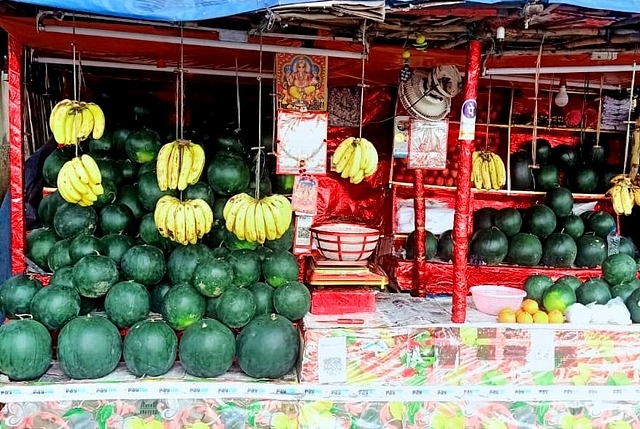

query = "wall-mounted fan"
[{"left": 398, "top": 66, "right": 462, "bottom": 121}]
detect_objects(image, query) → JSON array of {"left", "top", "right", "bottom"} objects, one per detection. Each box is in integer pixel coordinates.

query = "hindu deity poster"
[{"left": 275, "top": 53, "right": 328, "bottom": 111}]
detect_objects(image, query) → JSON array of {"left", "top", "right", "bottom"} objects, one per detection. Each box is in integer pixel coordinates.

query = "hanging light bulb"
[{"left": 555, "top": 78, "right": 569, "bottom": 107}]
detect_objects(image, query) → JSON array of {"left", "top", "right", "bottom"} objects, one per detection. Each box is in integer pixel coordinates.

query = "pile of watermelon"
[
  {"left": 0, "top": 127, "right": 310, "bottom": 382},
  {"left": 511, "top": 139, "right": 618, "bottom": 194}
]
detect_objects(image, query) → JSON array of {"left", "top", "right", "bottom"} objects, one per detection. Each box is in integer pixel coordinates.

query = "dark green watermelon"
[
  {"left": 123, "top": 320, "right": 177, "bottom": 377},
  {"left": 506, "top": 233, "right": 543, "bottom": 267},
  {"left": 534, "top": 164, "right": 560, "bottom": 192},
  {"left": 38, "top": 191, "right": 66, "bottom": 227},
  {"left": 249, "top": 282, "right": 275, "bottom": 315},
  {"left": 161, "top": 283, "right": 206, "bottom": 330},
  {"left": 510, "top": 151, "right": 534, "bottom": 190},
  {"left": 42, "top": 148, "right": 73, "bottom": 186},
  {"left": 104, "top": 281, "right": 151, "bottom": 328},
  {"left": 119, "top": 160, "right": 139, "bottom": 183},
  {"left": 493, "top": 208, "right": 522, "bottom": 237},
  {"left": 192, "top": 258, "right": 235, "bottom": 297},
  {"left": 225, "top": 249, "right": 261, "bottom": 287},
  {"left": 49, "top": 266, "right": 75, "bottom": 289},
  {"left": 137, "top": 171, "right": 178, "bottom": 212},
  {"left": 184, "top": 182, "right": 215, "bottom": 208},
  {"left": 120, "top": 245, "right": 166, "bottom": 286},
  {"left": 167, "top": 244, "right": 213, "bottom": 285},
  {"left": 138, "top": 213, "right": 174, "bottom": 252},
  {"left": 207, "top": 152, "right": 251, "bottom": 196},
  {"left": 574, "top": 235, "right": 607, "bottom": 268},
  {"left": 88, "top": 131, "right": 114, "bottom": 153},
  {"left": 95, "top": 157, "right": 122, "bottom": 186},
  {"left": 69, "top": 233, "right": 107, "bottom": 264},
  {"left": 53, "top": 203, "right": 98, "bottom": 239},
  {"left": 0, "top": 319, "right": 52, "bottom": 381},
  {"left": 602, "top": 253, "right": 638, "bottom": 285},
  {"left": 541, "top": 233, "right": 577, "bottom": 268},
  {"left": 72, "top": 254, "right": 120, "bottom": 298},
  {"left": 223, "top": 228, "right": 259, "bottom": 251},
  {"left": 212, "top": 197, "right": 229, "bottom": 220},
  {"left": 204, "top": 296, "right": 220, "bottom": 318},
  {"left": 405, "top": 230, "right": 437, "bottom": 260},
  {"left": 264, "top": 221, "right": 294, "bottom": 251},
  {"left": 552, "top": 144, "right": 579, "bottom": 170},
  {"left": 545, "top": 187, "right": 574, "bottom": 217},
  {"left": 125, "top": 128, "right": 162, "bottom": 164},
  {"left": 586, "top": 211, "right": 616, "bottom": 239},
  {"left": 179, "top": 318, "right": 236, "bottom": 378},
  {"left": 262, "top": 250, "right": 300, "bottom": 287},
  {"left": 99, "top": 204, "right": 135, "bottom": 235},
  {"left": 93, "top": 179, "right": 118, "bottom": 209},
  {"left": 100, "top": 233, "right": 135, "bottom": 266},
  {"left": 30, "top": 284, "right": 81, "bottom": 330},
  {"left": 0, "top": 275, "right": 43, "bottom": 318},
  {"left": 215, "top": 287, "right": 256, "bottom": 329},
  {"left": 570, "top": 165, "right": 599, "bottom": 194},
  {"left": 473, "top": 207, "right": 497, "bottom": 231},
  {"left": 116, "top": 185, "right": 147, "bottom": 219},
  {"left": 26, "top": 228, "right": 58, "bottom": 272},
  {"left": 524, "top": 205, "right": 557, "bottom": 238},
  {"left": 437, "top": 230, "right": 454, "bottom": 262},
  {"left": 148, "top": 281, "right": 172, "bottom": 314},
  {"left": 469, "top": 227, "right": 508, "bottom": 265},
  {"left": 556, "top": 215, "right": 584, "bottom": 240},
  {"left": 273, "top": 280, "right": 311, "bottom": 321},
  {"left": 47, "top": 238, "right": 73, "bottom": 271}
]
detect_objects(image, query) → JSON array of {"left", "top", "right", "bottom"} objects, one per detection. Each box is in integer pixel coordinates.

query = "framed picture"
[
  {"left": 392, "top": 115, "right": 411, "bottom": 158},
  {"left": 275, "top": 53, "right": 328, "bottom": 111},
  {"left": 407, "top": 119, "right": 449, "bottom": 169},
  {"left": 276, "top": 109, "right": 328, "bottom": 175}
]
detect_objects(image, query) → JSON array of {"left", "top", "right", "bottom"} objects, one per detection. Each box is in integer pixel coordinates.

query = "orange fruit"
[
  {"left": 521, "top": 299, "right": 539, "bottom": 315},
  {"left": 497, "top": 308, "right": 516, "bottom": 323},
  {"left": 547, "top": 309, "right": 565, "bottom": 324},
  {"left": 532, "top": 310, "right": 549, "bottom": 324},
  {"left": 516, "top": 311, "right": 534, "bottom": 324}
]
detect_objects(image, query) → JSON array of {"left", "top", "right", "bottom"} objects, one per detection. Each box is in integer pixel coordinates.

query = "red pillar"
[
  {"left": 412, "top": 168, "right": 426, "bottom": 297},
  {"left": 8, "top": 34, "right": 25, "bottom": 275},
  {"left": 451, "top": 40, "right": 483, "bottom": 323}
]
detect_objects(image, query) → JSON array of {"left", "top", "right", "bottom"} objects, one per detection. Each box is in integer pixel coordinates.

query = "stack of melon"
[
  {"left": 2, "top": 128, "right": 309, "bottom": 382},
  {"left": 469, "top": 186, "right": 637, "bottom": 269}
]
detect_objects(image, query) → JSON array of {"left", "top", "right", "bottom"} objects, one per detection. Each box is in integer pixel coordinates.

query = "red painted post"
[
  {"left": 412, "top": 168, "right": 426, "bottom": 296},
  {"left": 451, "top": 40, "right": 483, "bottom": 323},
  {"left": 8, "top": 34, "right": 25, "bottom": 275}
]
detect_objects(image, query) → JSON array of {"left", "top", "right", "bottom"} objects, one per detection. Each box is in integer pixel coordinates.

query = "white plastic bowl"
[
  {"left": 311, "top": 223, "right": 380, "bottom": 261},
  {"left": 470, "top": 285, "right": 527, "bottom": 316}
]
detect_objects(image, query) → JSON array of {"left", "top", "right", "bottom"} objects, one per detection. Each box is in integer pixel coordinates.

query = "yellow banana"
[
  {"left": 50, "top": 100, "right": 74, "bottom": 143},
  {"left": 189, "top": 200, "right": 207, "bottom": 239},
  {"left": 183, "top": 202, "right": 198, "bottom": 245},
  {"left": 62, "top": 162, "right": 91, "bottom": 196},
  {"left": 223, "top": 193, "right": 254, "bottom": 220},
  {"left": 77, "top": 193, "right": 94, "bottom": 207},
  {"left": 80, "top": 155, "right": 102, "bottom": 186},
  {"left": 70, "top": 157, "right": 90, "bottom": 185},
  {"left": 472, "top": 156, "right": 483, "bottom": 189},
  {"left": 164, "top": 199, "right": 180, "bottom": 241},
  {"left": 634, "top": 187, "right": 640, "bottom": 206},
  {"left": 86, "top": 103, "right": 105, "bottom": 140},
  {"left": 62, "top": 109, "right": 77, "bottom": 145},
  {"left": 610, "top": 185, "right": 624, "bottom": 215},
  {"left": 255, "top": 201, "right": 267, "bottom": 244},
  {"left": 264, "top": 195, "right": 292, "bottom": 237},
  {"left": 481, "top": 159, "right": 492, "bottom": 190},
  {"left": 244, "top": 200, "right": 258, "bottom": 243},
  {"left": 154, "top": 196, "right": 176, "bottom": 238},
  {"left": 346, "top": 141, "right": 362, "bottom": 179},
  {"left": 77, "top": 107, "right": 95, "bottom": 141},
  {"left": 487, "top": 156, "right": 499, "bottom": 189},
  {"left": 260, "top": 200, "right": 279, "bottom": 241},
  {"left": 332, "top": 137, "right": 354, "bottom": 168},
  {"left": 609, "top": 174, "right": 628, "bottom": 184},
  {"left": 156, "top": 142, "right": 176, "bottom": 191},
  {"left": 362, "top": 139, "right": 379, "bottom": 177},
  {"left": 190, "top": 198, "right": 214, "bottom": 234},
  {"left": 493, "top": 154, "right": 506, "bottom": 187},
  {"left": 173, "top": 203, "right": 187, "bottom": 245},
  {"left": 621, "top": 185, "right": 634, "bottom": 215},
  {"left": 167, "top": 142, "right": 182, "bottom": 190},
  {"left": 187, "top": 143, "right": 206, "bottom": 185},
  {"left": 89, "top": 182, "right": 104, "bottom": 197},
  {"left": 233, "top": 202, "right": 250, "bottom": 241},
  {"left": 57, "top": 166, "right": 82, "bottom": 203},
  {"left": 350, "top": 168, "right": 365, "bottom": 184},
  {"left": 177, "top": 143, "right": 194, "bottom": 191},
  {"left": 335, "top": 142, "right": 355, "bottom": 174},
  {"left": 70, "top": 109, "right": 84, "bottom": 144}
]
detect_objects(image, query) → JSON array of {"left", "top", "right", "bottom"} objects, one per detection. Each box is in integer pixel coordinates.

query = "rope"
[
  {"left": 72, "top": 13, "right": 78, "bottom": 157},
  {"left": 179, "top": 25, "right": 185, "bottom": 140},
  {"left": 623, "top": 62, "right": 637, "bottom": 175},
  {"left": 358, "top": 20, "right": 367, "bottom": 139},
  {"left": 531, "top": 34, "right": 545, "bottom": 167},
  {"left": 485, "top": 76, "right": 491, "bottom": 151},
  {"left": 235, "top": 57, "right": 241, "bottom": 132},
  {"left": 254, "top": 34, "right": 264, "bottom": 201}
]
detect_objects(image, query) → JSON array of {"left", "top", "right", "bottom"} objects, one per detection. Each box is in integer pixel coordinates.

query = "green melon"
[
  {"left": 93, "top": 179, "right": 118, "bottom": 209},
  {"left": 69, "top": 233, "right": 106, "bottom": 264},
  {"left": 506, "top": 233, "right": 542, "bottom": 267},
  {"left": 542, "top": 283, "right": 577, "bottom": 313},
  {"left": 524, "top": 274, "right": 554, "bottom": 302},
  {"left": 510, "top": 151, "right": 534, "bottom": 190},
  {"left": 100, "top": 233, "right": 135, "bottom": 266},
  {"left": 215, "top": 287, "right": 256, "bottom": 329},
  {"left": 27, "top": 228, "right": 59, "bottom": 271},
  {"left": 43, "top": 148, "right": 74, "bottom": 186},
  {"left": 273, "top": 280, "right": 311, "bottom": 321},
  {"left": 95, "top": 157, "right": 122, "bottom": 186},
  {"left": 552, "top": 145, "right": 579, "bottom": 170},
  {"left": 437, "top": 230, "right": 454, "bottom": 262},
  {"left": 262, "top": 250, "right": 300, "bottom": 287},
  {"left": 47, "top": 238, "right": 73, "bottom": 271},
  {"left": 469, "top": 227, "right": 508, "bottom": 265},
  {"left": 576, "top": 278, "right": 612, "bottom": 305},
  {"left": 123, "top": 320, "right": 177, "bottom": 377},
  {"left": 586, "top": 211, "right": 616, "bottom": 239},
  {"left": 204, "top": 296, "right": 220, "bottom": 319},
  {"left": 473, "top": 207, "right": 497, "bottom": 231},
  {"left": 574, "top": 235, "right": 607, "bottom": 268},
  {"left": 104, "top": 281, "right": 151, "bottom": 328},
  {"left": 570, "top": 165, "right": 599, "bottom": 194},
  {"left": 57, "top": 316, "right": 122, "bottom": 379},
  {"left": 249, "top": 282, "right": 275, "bottom": 315},
  {"left": 0, "top": 319, "right": 52, "bottom": 381},
  {"left": 526, "top": 139, "right": 552, "bottom": 164},
  {"left": 556, "top": 215, "right": 584, "bottom": 240},
  {"left": 545, "top": 187, "right": 574, "bottom": 217},
  {"left": 49, "top": 266, "right": 75, "bottom": 289},
  {"left": 119, "top": 160, "right": 139, "bottom": 183},
  {"left": 236, "top": 314, "right": 300, "bottom": 379},
  {"left": 554, "top": 275, "right": 582, "bottom": 291},
  {"left": 125, "top": 128, "right": 162, "bottom": 163},
  {"left": 207, "top": 153, "right": 251, "bottom": 196},
  {"left": 192, "top": 258, "right": 235, "bottom": 297},
  {"left": 524, "top": 205, "right": 557, "bottom": 238},
  {"left": 494, "top": 208, "right": 522, "bottom": 237},
  {"left": 117, "top": 185, "right": 147, "bottom": 219},
  {"left": 179, "top": 318, "right": 236, "bottom": 378},
  {"left": 53, "top": 203, "right": 98, "bottom": 239},
  {"left": 225, "top": 249, "right": 261, "bottom": 287},
  {"left": 541, "top": 233, "right": 577, "bottom": 268},
  {"left": 264, "top": 221, "right": 294, "bottom": 251},
  {"left": 611, "top": 279, "right": 640, "bottom": 302},
  {"left": 602, "top": 253, "right": 638, "bottom": 285},
  {"left": 161, "top": 283, "right": 205, "bottom": 330},
  {"left": 149, "top": 281, "right": 172, "bottom": 314},
  {"left": 0, "top": 275, "right": 43, "bottom": 318},
  {"left": 38, "top": 191, "right": 66, "bottom": 227},
  {"left": 120, "top": 245, "right": 166, "bottom": 286},
  {"left": 72, "top": 254, "right": 120, "bottom": 298},
  {"left": 137, "top": 171, "right": 178, "bottom": 212},
  {"left": 224, "top": 228, "right": 259, "bottom": 251},
  {"left": 534, "top": 164, "right": 560, "bottom": 191},
  {"left": 99, "top": 203, "right": 136, "bottom": 235},
  {"left": 30, "top": 284, "right": 81, "bottom": 330},
  {"left": 184, "top": 182, "right": 215, "bottom": 208},
  {"left": 167, "top": 244, "right": 212, "bottom": 285},
  {"left": 405, "top": 230, "right": 437, "bottom": 260}
]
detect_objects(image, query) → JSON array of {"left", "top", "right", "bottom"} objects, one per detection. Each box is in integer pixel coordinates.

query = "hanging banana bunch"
[
  {"left": 222, "top": 193, "right": 293, "bottom": 244},
  {"left": 156, "top": 140, "right": 206, "bottom": 191},
  {"left": 332, "top": 137, "right": 379, "bottom": 184},
  {"left": 154, "top": 196, "right": 214, "bottom": 245},
  {"left": 608, "top": 174, "right": 640, "bottom": 216},
  {"left": 471, "top": 150, "right": 507, "bottom": 190},
  {"left": 49, "top": 100, "right": 105, "bottom": 145},
  {"left": 57, "top": 155, "right": 104, "bottom": 206}
]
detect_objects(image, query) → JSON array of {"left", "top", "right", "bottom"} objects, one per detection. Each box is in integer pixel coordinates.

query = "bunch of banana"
[
  {"left": 223, "top": 193, "right": 292, "bottom": 244},
  {"left": 472, "top": 150, "right": 507, "bottom": 190},
  {"left": 49, "top": 100, "right": 105, "bottom": 145},
  {"left": 156, "top": 140, "right": 206, "bottom": 191},
  {"left": 332, "top": 137, "right": 379, "bottom": 184},
  {"left": 607, "top": 174, "right": 640, "bottom": 215},
  {"left": 154, "top": 196, "right": 214, "bottom": 245},
  {"left": 57, "top": 155, "right": 104, "bottom": 206}
]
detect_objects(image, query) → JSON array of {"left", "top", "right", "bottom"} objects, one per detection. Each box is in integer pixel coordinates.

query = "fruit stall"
[{"left": 4, "top": 1, "right": 640, "bottom": 428}]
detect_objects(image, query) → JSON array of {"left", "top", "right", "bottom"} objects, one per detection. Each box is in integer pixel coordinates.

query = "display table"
[{"left": 3, "top": 295, "right": 640, "bottom": 428}]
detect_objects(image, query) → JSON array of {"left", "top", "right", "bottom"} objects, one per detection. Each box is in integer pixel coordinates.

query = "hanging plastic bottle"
[{"left": 607, "top": 225, "right": 620, "bottom": 256}]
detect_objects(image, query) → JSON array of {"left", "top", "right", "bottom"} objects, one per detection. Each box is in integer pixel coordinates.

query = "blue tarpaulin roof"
[{"left": 9, "top": 0, "right": 640, "bottom": 22}]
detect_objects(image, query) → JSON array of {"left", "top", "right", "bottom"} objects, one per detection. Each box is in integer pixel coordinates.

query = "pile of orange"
[{"left": 497, "top": 299, "right": 564, "bottom": 324}]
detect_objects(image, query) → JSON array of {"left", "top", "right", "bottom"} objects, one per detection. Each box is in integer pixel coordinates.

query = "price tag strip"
[{"left": 0, "top": 381, "right": 637, "bottom": 403}]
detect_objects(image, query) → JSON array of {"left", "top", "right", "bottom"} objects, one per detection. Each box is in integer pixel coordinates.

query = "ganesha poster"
[{"left": 275, "top": 53, "right": 328, "bottom": 111}]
